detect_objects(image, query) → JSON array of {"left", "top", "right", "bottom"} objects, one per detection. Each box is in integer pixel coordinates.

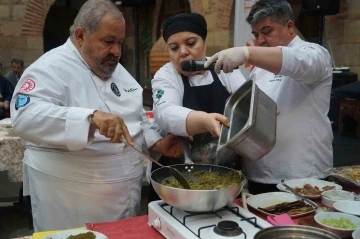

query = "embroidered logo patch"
[
  {"left": 18, "top": 79, "right": 36, "bottom": 93},
  {"left": 155, "top": 89, "right": 164, "bottom": 100},
  {"left": 15, "top": 94, "right": 30, "bottom": 110},
  {"left": 111, "top": 83, "right": 121, "bottom": 97}
]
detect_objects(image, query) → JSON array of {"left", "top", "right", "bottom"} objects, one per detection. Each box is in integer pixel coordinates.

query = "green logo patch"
[{"left": 155, "top": 89, "right": 164, "bottom": 99}]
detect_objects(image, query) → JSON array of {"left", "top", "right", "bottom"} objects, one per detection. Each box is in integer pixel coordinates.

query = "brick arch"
[{"left": 22, "top": 0, "right": 55, "bottom": 36}]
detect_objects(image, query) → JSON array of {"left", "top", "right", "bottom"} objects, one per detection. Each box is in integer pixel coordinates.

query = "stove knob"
[{"left": 152, "top": 217, "right": 161, "bottom": 230}]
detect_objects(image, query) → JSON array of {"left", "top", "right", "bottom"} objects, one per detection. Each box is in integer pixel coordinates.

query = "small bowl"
[
  {"left": 314, "top": 212, "right": 360, "bottom": 238},
  {"left": 321, "top": 190, "right": 354, "bottom": 208},
  {"left": 353, "top": 228, "right": 360, "bottom": 239},
  {"left": 333, "top": 201, "right": 360, "bottom": 216}
]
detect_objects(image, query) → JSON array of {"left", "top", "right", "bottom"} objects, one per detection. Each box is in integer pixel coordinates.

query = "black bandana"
[{"left": 162, "top": 13, "right": 207, "bottom": 42}]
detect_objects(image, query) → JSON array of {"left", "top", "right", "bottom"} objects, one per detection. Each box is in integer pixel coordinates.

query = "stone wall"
[
  {"left": 0, "top": 0, "right": 359, "bottom": 78},
  {"left": 0, "top": 0, "right": 54, "bottom": 73},
  {"left": 325, "top": 0, "right": 360, "bottom": 76}
]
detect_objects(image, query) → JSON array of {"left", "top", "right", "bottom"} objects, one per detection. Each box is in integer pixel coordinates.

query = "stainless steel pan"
[{"left": 150, "top": 164, "right": 246, "bottom": 212}]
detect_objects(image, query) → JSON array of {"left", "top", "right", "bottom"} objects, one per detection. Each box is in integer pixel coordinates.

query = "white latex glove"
[{"left": 204, "top": 46, "right": 249, "bottom": 74}]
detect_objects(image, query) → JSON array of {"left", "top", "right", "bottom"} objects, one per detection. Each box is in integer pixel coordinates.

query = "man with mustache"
[
  {"left": 10, "top": 0, "right": 182, "bottom": 231},
  {"left": 205, "top": 0, "right": 333, "bottom": 194}
]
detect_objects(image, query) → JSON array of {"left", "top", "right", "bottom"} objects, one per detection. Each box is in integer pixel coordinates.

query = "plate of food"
[
  {"left": 42, "top": 229, "right": 107, "bottom": 239},
  {"left": 276, "top": 178, "right": 342, "bottom": 199},
  {"left": 246, "top": 192, "right": 315, "bottom": 218},
  {"left": 330, "top": 166, "right": 360, "bottom": 187}
]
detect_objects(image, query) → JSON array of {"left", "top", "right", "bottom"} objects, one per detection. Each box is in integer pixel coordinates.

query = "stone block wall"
[
  {"left": 0, "top": 0, "right": 359, "bottom": 78},
  {"left": 325, "top": 0, "right": 360, "bottom": 76},
  {"left": 0, "top": 0, "right": 54, "bottom": 73}
]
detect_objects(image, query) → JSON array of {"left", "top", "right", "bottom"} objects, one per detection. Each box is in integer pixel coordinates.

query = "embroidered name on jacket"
[
  {"left": 270, "top": 75, "right": 283, "bottom": 82},
  {"left": 123, "top": 88, "right": 138, "bottom": 93}
]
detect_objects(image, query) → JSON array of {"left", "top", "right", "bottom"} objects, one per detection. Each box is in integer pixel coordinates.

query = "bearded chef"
[
  {"left": 10, "top": 0, "right": 182, "bottom": 232},
  {"left": 205, "top": 0, "right": 333, "bottom": 194}
]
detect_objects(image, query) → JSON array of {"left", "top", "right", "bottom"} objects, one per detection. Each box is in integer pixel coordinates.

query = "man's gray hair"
[
  {"left": 69, "top": 0, "right": 123, "bottom": 37},
  {"left": 246, "top": 0, "right": 294, "bottom": 26}
]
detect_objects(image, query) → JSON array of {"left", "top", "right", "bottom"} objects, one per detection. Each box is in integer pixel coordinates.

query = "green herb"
[{"left": 321, "top": 217, "right": 357, "bottom": 229}]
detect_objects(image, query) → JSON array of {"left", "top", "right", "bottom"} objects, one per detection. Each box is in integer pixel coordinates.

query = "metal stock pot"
[
  {"left": 150, "top": 164, "right": 246, "bottom": 212},
  {"left": 254, "top": 225, "right": 341, "bottom": 239}
]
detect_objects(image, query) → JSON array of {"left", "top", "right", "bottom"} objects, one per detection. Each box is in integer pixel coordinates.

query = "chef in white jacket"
[
  {"left": 205, "top": 0, "right": 333, "bottom": 194},
  {"left": 10, "top": 0, "right": 181, "bottom": 231}
]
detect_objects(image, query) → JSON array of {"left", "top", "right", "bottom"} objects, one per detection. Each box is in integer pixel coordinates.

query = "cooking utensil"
[
  {"left": 281, "top": 179, "right": 319, "bottom": 209},
  {"left": 180, "top": 137, "right": 194, "bottom": 165},
  {"left": 216, "top": 79, "right": 277, "bottom": 161},
  {"left": 254, "top": 225, "right": 341, "bottom": 239},
  {"left": 151, "top": 164, "right": 246, "bottom": 212},
  {"left": 121, "top": 137, "right": 191, "bottom": 189},
  {"left": 179, "top": 137, "right": 198, "bottom": 181}
]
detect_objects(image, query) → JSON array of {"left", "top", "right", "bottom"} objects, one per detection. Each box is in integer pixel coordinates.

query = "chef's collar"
[
  {"left": 65, "top": 38, "right": 92, "bottom": 71},
  {"left": 287, "top": 35, "right": 302, "bottom": 48}
]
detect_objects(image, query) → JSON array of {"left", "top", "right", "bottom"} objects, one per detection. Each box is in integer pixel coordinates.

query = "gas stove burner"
[{"left": 213, "top": 220, "right": 244, "bottom": 237}]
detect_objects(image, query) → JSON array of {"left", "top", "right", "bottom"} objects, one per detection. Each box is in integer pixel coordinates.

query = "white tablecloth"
[{"left": 0, "top": 119, "right": 26, "bottom": 182}]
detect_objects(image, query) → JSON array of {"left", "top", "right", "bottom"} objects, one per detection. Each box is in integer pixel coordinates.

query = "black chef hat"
[{"left": 162, "top": 13, "right": 207, "bottom": 42}]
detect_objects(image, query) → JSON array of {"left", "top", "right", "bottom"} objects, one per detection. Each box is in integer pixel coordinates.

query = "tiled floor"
[{"left": 1, "top": 130, "right": 359, "bottom": 239}]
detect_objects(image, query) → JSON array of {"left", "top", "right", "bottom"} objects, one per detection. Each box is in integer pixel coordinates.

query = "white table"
[{"left": 0, "top": 127, "right": 26, "bottom": 182}]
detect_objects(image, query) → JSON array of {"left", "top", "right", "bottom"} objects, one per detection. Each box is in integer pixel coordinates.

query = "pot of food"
[
  {"left": 254, "top": 225, "right": 341, "bottom": 239},
  {"left": 150, "top": 164, "right": 246, "bottom": 212}
]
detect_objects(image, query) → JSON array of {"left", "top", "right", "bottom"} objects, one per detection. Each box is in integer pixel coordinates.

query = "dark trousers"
[
  {"left": 0, "top": 109, "right": 4, "bottom": 120},
  {"left": 247, "top": 180, "right": 279, "bottom": 195}
]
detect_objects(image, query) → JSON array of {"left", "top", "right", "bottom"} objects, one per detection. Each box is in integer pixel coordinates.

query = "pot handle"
[{"left": 241, "top": 192, "right": 253, "bottom": 211}]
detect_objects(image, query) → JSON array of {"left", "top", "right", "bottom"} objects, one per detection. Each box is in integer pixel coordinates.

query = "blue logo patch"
[
  {"left": 111, "top": 83, "right": 121, "bottom": 97},
  {"left": 15, "top": 94, "right": 30, "bottom": 110}
]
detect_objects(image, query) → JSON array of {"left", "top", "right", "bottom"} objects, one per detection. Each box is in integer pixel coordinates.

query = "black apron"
[{"left": 181, "top": 70, "right": 242, "bottom": 169}]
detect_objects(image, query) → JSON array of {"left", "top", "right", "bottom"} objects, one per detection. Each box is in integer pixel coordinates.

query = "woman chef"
[{"left": 148, "top": 13, "right": 246, "bottom": 202}]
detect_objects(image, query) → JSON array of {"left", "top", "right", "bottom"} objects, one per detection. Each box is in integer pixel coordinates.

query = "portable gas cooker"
[{"left": 148, "top": 200, "right": 272, "bottom": 239}]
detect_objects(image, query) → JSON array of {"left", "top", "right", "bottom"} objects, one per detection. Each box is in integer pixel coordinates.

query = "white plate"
[
  {"left": 276, "top": 178, "right": 342, "bottom": 199},
  {"left": 333, "top": 200, "right": 360, "bottom": 216},
  {"left": 246, "top": 192, "right": 315, "bottom": 218},
  {"left": 353, "top": 227, "right": 360, "bottom": 239},
  {"left": 42, "top": 229, "right": 108, "bottom": 239}
]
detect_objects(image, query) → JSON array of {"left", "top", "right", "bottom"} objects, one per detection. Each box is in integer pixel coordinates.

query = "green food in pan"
[{"left": 161, "top": 170, "right": 241, "bottom": 190}]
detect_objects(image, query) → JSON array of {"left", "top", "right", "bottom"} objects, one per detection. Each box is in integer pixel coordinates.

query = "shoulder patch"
[
  {"left": 15, "top": 94, "right": 30, "bottom": 110},
  {"left": 18, "top": 79, "right": 36, "bottom": 93}
]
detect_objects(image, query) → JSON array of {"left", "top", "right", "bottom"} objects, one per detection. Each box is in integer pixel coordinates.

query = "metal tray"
[
  {"left": 329, "top": 165, "right": 360, "bottom": 187},
  {"left": 216, "top": 79, "right": 277, "bottom": 161}
]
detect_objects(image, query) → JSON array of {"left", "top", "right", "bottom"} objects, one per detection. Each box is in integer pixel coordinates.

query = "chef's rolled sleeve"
[
  {"left": 142, "top": 114, "right": 163, "bottom": 148},
  {"left": 278, "top": 44, "right": 332, "bottom": 85},
  {"left": 65, "top": 107, "right": 97, "bottom": 151}
]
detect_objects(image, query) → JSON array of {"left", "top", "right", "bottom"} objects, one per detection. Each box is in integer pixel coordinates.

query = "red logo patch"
[{"left": 18, "top": 79, "right": 36, "bottom": 93}]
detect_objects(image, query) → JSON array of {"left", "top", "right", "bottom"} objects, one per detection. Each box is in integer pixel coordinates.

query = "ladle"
[{"left": 122, "top": 136, "right": 191, "bottom": 189}]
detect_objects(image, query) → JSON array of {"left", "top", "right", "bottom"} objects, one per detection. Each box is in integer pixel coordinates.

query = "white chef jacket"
[
  {"left": 152, "top": 62, "right": 247, "bottom": 136},
  {"left": 10, "top": 38, "right": 162, "bottom": 230},
  {"left": 242, "top": 36, "right": 333, "bottom": 184}
]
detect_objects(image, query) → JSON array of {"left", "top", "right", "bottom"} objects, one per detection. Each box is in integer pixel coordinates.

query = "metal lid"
[{"left": 254, "top": 225, "right": 341, "bottom": 239}]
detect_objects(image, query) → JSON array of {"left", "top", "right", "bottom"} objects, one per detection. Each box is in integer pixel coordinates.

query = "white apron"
[{"left": 23, "top": 147, "right": 143, "bottom": 232}]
